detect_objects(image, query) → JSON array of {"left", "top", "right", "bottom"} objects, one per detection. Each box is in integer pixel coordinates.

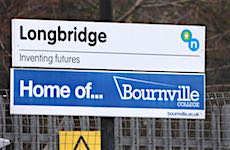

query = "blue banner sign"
[{"left": 11, "top": 68, "right": 205, "bottom": 119}]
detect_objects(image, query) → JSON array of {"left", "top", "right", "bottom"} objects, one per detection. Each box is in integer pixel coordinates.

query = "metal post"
[
  {"left": 101, "top": 117, "right": 114, "bottom": 150},
  {"left": 99, "top": 0, "right": 113, "bottom": 21},
  {"left": 99, "top": 1, "right": 114, "bottom": 150}
]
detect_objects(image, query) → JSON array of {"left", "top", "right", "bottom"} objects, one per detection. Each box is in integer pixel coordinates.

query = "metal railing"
[{"left": 0, "top": 89, "right": 230, "bottom": 149}]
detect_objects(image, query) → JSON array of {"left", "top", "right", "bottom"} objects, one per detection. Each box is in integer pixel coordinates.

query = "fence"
[{"left": 0, "top": 89, "right": 230, "bottom": 150}]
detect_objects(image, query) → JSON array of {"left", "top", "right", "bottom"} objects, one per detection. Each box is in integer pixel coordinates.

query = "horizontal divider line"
[{"left": 19, "top": 49, "right": 200, "bottom": 57}]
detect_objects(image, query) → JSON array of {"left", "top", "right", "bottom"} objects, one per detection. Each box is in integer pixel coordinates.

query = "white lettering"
[
  {"left": 33, "top": 84, "right": 44, "bottom": 97},
  {"left": 43, "top": 85, "right": 60, "bottom": 98},
  {"left": 118, "top": 84, "right": 200, "bottom": 102},
  {"left": 157, "top": 89, "right": 168, "bottom": 101},
  {"left": 122, "top": 84, "right": 132, "bottom": 100},
  {"left": 20, "top": 80, "right": 33, "bottom": 97},
  {"left": 167, "top": 90, "right": 178, "bottom": 101},
  {"left": 190, "top": 90, "right": 199, "bottom": 101},
  {"left": 19, "top": 80, "right": 70, "bottom": 98},
  {"left": 85, "top": 82, "right": 92, "bottom": 99},
  {"left": 75, "top": 86, "right": 86, "bottom": 99},
  {"left": 133, "top": 89, "right": 142, "bottom": 100},
  {"left": 60, "top": 85, "right": 71, "bottom": 98}
]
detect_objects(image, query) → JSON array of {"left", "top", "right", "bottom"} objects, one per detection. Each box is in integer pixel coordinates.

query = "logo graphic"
[
  {"left": 113, "top": 76, "right": 201, "bottom": 108},
  {"left": 181, "top": 29, "right": 200, "bottom": 51}
]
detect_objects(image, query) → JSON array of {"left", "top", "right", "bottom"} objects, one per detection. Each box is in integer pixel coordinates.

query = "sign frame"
[{"left": 10, "top": 68, "right": 205, "bottom": 119}]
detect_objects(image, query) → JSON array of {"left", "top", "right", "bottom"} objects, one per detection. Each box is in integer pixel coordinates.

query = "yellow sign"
[{"left": 59, "top": 131, "right": 101, "bottom": 150}]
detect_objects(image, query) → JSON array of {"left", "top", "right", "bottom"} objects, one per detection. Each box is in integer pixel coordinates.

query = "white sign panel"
[{"left": 12, "top": 19, "right": 205, "bottom": 72}]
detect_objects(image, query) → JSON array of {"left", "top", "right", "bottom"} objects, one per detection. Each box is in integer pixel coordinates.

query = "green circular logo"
[{"left": 181, "top": 30, "right": 192, "bottom": 42}]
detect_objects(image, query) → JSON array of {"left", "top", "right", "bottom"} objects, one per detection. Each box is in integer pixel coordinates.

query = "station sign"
[
  {"left": 11, "top": 68, "right": 205, "bottom": 119},
  {"left": 12, "top": 19, "right": 205, "bottom": 73}
]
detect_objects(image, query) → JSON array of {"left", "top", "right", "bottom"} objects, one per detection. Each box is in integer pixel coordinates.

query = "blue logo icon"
[{"left": 181, "top": 29, "right": 200, "bottom": 51}]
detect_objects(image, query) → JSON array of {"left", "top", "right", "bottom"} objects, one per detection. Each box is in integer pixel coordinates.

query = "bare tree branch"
[
  {"left": 206, "top": 46, "right": 230, "bottom": 52},
  {"left": 117, "top": 0, "right": 144, "bottom": 21},
  {"left": 142, "top": 0, "right": 192, "bottom": 8},
  {"left": 84, "top": 0, "right": 98, "bottom": 9},
  {"left": 206, "top": 64, "right": 230, "bottom": 72}
]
